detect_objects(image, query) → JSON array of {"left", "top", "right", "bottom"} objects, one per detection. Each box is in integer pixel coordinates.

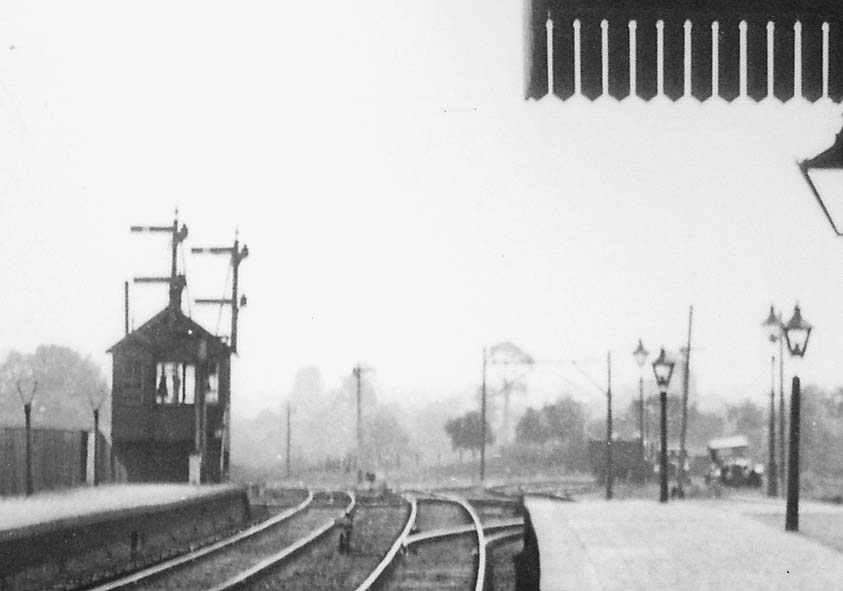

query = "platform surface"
[
  {"left": 0, "top": 484, "right": 235, "bottom": 532},
  {"left": 525, "top": 495, "right": 843, "bottom": 591}
]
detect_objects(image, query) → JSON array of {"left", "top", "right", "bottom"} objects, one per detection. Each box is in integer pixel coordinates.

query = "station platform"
[
  {"left": 1, "top": 483, "right": 250, "bottom": 591},
  {"left": 0, "top": 483, "right": 235, "bottom": 532},
  {"left": 524, "top": 496, "right": 843, "bottom": 591}
]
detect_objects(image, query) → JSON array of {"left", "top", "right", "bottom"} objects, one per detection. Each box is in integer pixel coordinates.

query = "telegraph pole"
[
  {"left": 286, "top": 401, "right": 292, "bottom": 479},
  {"left": 606, "top": 351, "right": 613, "bottom": 500},
  {"left": 124, "top": 281, "right": 130, "bottom": 335},
  {"left": 352, "top": 364, "right": 374, "bottom": 474},
  {"left": 678, "top": 305, "right": 693, "bottom": 498},
  {"left": 768, "top": 355, "right": 779, "bottom": 496},
  {"left": 481, "top": 347, "right": 487, "bottom": 483}
]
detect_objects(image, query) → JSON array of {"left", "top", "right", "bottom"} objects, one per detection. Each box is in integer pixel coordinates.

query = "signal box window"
[
  {"left": 206, "top": 363, "right": 219, "bottom": 404},
  {"left": 156, "top": 362, "right": 195, "bottom": 404},
  {"left": 121, "top": 360, "right": 144, "bottom": 404}
]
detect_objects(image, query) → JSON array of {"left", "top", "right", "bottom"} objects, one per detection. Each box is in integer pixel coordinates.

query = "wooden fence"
[{"left": 0, "top": 428, "right": 124, "bottom": 497}]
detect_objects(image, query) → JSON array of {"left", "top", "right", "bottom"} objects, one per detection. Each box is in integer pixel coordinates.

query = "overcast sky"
[{"left": 3, "top": 1, "right": 843, "bottom": 417}]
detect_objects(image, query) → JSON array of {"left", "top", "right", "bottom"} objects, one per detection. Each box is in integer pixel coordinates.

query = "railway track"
[
  {"left": 237, "top": 491, "right": 412, "bottom": 591},
  {"left": 82, "top": 489, "right": 351, "bottom": 591},
  {"left": 79, "top": 488, "right": 520, "bottom": 591},
  {"left": 379, "top": 493, "right": 523, "bottom": 591}
]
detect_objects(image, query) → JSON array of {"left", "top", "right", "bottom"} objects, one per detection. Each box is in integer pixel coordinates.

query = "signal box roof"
[{"left": 107, "top": 306, "right": 230, "bottom": 362}]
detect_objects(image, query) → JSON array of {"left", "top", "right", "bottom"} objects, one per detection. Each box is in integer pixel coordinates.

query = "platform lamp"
[
  {"left": 761, "top": 306, "right": 782, "bottom": 497},
  {"left": 632, "top": 339, "right": 649, "bottom": 479},
  {"left": 652, "top": 348, "right": 675, "bottom": 504},
  {"left": 798, "top": 123, "right": 843, "bottom": 236},
  {"left": 782, "top": 303, "right": 813, "bottom": 532},
  {"left": 15, "top": 367, "right": 39, "bottom": 496}
]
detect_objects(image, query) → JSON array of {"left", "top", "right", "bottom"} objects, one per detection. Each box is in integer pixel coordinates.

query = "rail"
[
  {"left": 484, "top": 528, "right": 523, "bottom": 546},
  {"left": 405, "top": 517, "right": 523, "bottom": 546},
  {"left": 87, "top": 489, "right": 314, "bottom": 591},
  {"left": 207, "top": 490, "right": 356, "bottom": 591},
  {"left": 438, "top": 493, "right": 487, "bottom": 591},
  {"left": 350, "top": 494, "right": 418, "bottom": 591}
]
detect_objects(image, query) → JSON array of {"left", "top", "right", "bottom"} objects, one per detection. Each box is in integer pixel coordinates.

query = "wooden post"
[
  {"left": 24, "top": 403, "right": 33, "bottom": 496},
  {"left": 93, "top": 408, "right": 100, "bottom": 486}
]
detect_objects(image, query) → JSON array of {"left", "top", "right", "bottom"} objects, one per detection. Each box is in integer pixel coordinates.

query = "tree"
[
  {"left": 445, "top": 410, "right": 494, "bottom": 461},
  {"left": 0, "top": 346, "right": 108, "bottom": 431},
  {"left": 444, "top": 416, "right": 466, "bottom": 462},
  {"left": 725, "top": 399, "right": 765, "bottom": 455},
  {"left": 616, "top": 394, "right": 724, "bottom": 449},
  {"left": 515, "top": 407, "right": 550, "bottom": 446},
  {"left": 364, "top": 405, "right": 411, "bottom": 468}
]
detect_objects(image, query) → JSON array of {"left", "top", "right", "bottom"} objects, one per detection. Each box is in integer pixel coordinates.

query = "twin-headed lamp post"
[
  {"left": 652, "top": 348, "right": 675, "bottom": 503},
  {"left": 782, "top": 304, "right": 813, "bottom": 532},
  {"left": 761, "top": 306, "right": 782, "bottom": 497},
  {"left": 633, "top": 340, "right": 649, "bottom": 479}
]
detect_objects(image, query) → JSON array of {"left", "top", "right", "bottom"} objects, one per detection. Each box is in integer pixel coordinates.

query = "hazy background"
[{"left": 2, "top": 0, "right": 843, "bottom": 433}]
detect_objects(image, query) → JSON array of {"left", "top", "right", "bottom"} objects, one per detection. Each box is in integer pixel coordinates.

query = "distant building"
[{"left": 108, "top": 289, "right": 231, "bottom": 483}]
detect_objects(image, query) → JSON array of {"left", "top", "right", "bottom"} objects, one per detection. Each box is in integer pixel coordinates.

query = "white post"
[
  {"left": 657, "top": 20, "right": 665, "bottom": 96},
  {"left": 602, "top": 20, "right": 609, "bottom": 96},
  {"left": 795, "top": 21, "right": 802, "bottom": 98},
  {"left": 574, "top": 19, "right": 582, "bottom": 96},
  {"left": 629, "top": 21, "right": 637, "bottom": 97},
  {"left": 684, "top": 20, "right": 693, "bottom": 97},
  {"left": 712, "top": 21, "right": 720, "bottom": 96},
  {"left": 546, "top": 15, "right": 555, "bottom": 96},
  {"left": 767, "top": 21, "right": 775, "bottom": 99},
  {"left": 823, "top": 22, "right": 830, "bottom": 98},
  {"left": 739, "top": 21, "right": 748, "bottom": 97}
]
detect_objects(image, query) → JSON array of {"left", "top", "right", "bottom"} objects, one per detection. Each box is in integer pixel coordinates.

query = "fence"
[{"left": 0, "top": 428, "right": 125, "bottom": 497}]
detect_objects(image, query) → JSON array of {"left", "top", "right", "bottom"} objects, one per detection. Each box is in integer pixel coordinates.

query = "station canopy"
[{"left": 526, "top": 0, "right": 843, "bottom": 102}]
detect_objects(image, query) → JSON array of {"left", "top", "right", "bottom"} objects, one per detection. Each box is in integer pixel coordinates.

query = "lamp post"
[
  {"left": 761, "top": 306, "right": 782, "bottom": 497},
  {"left": 15, "top": 370, "right": 38, "bottom": 496},
  {"left": 652, "top": 348, "right": 675, "bottom": 503},
  {"left": 633, "top": 339, "right": 649, "bottom": 481},
  {"left": 782, "top": 303, "right": 812, "bottom": 532}
]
